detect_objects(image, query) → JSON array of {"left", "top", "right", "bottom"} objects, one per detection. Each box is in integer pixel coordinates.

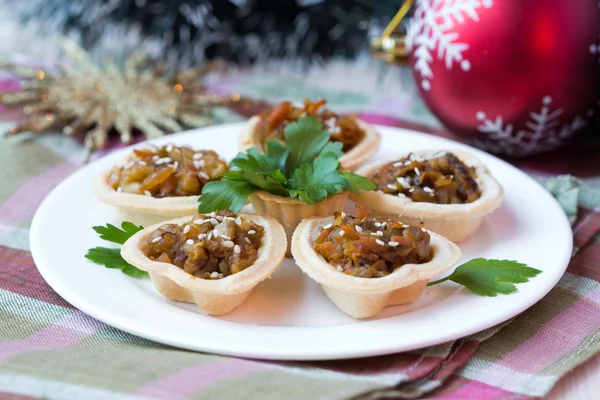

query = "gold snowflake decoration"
[{"left": 0, "top": 41, "right": 257, "bottom": 159}]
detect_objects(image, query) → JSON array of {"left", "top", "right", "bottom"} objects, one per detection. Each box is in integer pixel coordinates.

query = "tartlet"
[
  {"left": 95, "top": 144, "right": 227, "bottom": 226},
  {"left": 292, "top": 212, "right": 462, "bottom": 318},
  {"left": 351, "top": 150, "right": 503, "bottom": 242},
  {"left": 121, "top": 211, "right": 287, "bottom": 315},
  {"left": 249, "top": 190, "right": 349, "bottom": 256},
  {"left": 240, "top": 99, "right": 381, "bottom": 171}
]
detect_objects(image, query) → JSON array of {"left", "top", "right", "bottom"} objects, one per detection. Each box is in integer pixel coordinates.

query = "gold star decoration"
[{"left": 0, "top": 41, "right": 258, "bottom": 160}]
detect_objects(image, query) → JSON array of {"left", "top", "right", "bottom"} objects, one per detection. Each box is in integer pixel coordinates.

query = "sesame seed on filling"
[
  {"left": 313, "top": 212, "right": 432, "bottom": 279},
  {"left": 107, "top": 145, "right": 227, "bottom": 198},
  {"left": 370, "top": 152, "right": 481, "bottom": 204},
  {"left": 143, "top": 211, "right": 264, "bottom": 280}
]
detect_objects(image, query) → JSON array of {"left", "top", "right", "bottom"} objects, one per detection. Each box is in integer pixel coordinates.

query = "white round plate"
[{"left": 30, "top": 123, "right": 572, "bottom": 360}]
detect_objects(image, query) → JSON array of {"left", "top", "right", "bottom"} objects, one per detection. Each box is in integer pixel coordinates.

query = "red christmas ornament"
[{"left": 406, "top": 0, "right": 600, "bottom": 157}]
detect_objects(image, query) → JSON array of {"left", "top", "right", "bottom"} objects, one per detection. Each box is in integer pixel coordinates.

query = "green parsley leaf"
[
  {"left": 427, "top": 258, "right": 542, "bottom": 296},
  {"left": 86, "top": 222, "right": 148, "bottom": 278},
  {"left": 319, "top": 141, "right": 344, "bottom": 159},
  {"left": 342, "top": 172, "right": 377, "bottom": 194},
  {"left": 288, "top": 154, "right": 348, "bottom": 204},
  {"left": 265, "top": 140, "right": 290, "bottom": 171},
  {"left": 197, "top": 179, "right": 257, "bottom": 213},
  {"left": 283, "top": 116, "right": 329, "bottom": 174},
  {"left": 229, "top": 147, "right": 278, "bottom": 173},
  {"left": 85, "top": 247, "right": 148, "bottom": 278},
  {"left": 92, "top": 222, "right": 143, "bottom": 245}
]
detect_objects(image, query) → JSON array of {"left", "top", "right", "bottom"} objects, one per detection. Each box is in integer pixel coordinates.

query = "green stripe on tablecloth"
[
  {"left": 190, "top": 369, "right": 385, "bottom": 400},
  {"left": 0, "top": 373, "right": 132, "bottom": 400},
  {"left": 0, "top": 138, "right": 65, "bottom": 203},
  {"left": 541, "top": 326, "right": 600, "bottom": 376},
  {"left": 466, "top": 285, "right": 582, "bottom": 363}
]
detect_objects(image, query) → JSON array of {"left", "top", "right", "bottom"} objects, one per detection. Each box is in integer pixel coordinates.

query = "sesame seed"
[
  {"left": 339, "top": 230, "right": 345, "bottom": 237},
  {"left": 322, "top": 223, "right": 333, "bottom": 230},
  {"left": 248, "top": 230, "right": 256, "bottom": 235},
  {"left": 387, "top": 184, "right": 398, "bottom": 190},
  {"left": 193, "top": 219, "right": 206, "bottom": 224},
  {"left": 207, "top": 232, "right": 213, "bottom": 240},
  {"left": 235, "top": 217, "right": 242, "bottom": 225},
  {"left": 152, "top": 155, "right": 159, "bottom": 161},
  {"left": 414, "top": 168, "right": 420, "bottom": 175},
  {"left": 212, "top": 230, "right": 220, "bottom": 238},
  {"left": 355, "top": 225, "right": 363, "bottom": 233},
  {"left": 193, "top": 160, "right": 205, "bottom": 170},
  {"left": 225, "top": 216, "right": 235, "bottom": 221},
  {"left": 423, "top": 186, "right": 434, "bottom": 193},
  {"left": 341, "top": 212, "right": 346, "bottom": 217},
  {"left": 198, "top": 233, "right": 206, "bottom": 240},
  {"left": 403, "top": 224, "right": 410, "bottom": 228},
  {"left": 151, "top": 236, "right": 161, "bottom": 243},
  {"left": 185, "top": 239, "right": 194, "bottom": 245},
  {"left": 336, "top": 265, "right": 343, "bottom": 272},
  {"left": 116, "top": 187, "right": 123, "bottom": 193},
  {"left": 375, "top": 239, "right": 385, "bottom": 246},
  {"left": 155, "top": 157, "right": 172, "bottom": 165},
  {"left": 215, "top": 216, "right": 224, "bottom": 222},
  {"left": 209, "top": 212, "right": 216, "bottom": 217},
  {"left": 245, "top": 237, "right": 252, "bottom": 244},
  {"left": 221, "top": 234, "right": 231, "bottom": 240},
  {"left": 404, "top": 161, "right": 412, "bottom": 166},
  {"left": 138, "top": 160, "right": 147, "bottom": 166},
  {"left": 193, "top": 152, "right": 204, "bottom": 160},
  {"left": 199, "top": 172, "right": 210, "bottom": 180},
  {"left": 223, "top": 240, "right": 234, "bottom": 248},
  {"left": 409, "top": 188, "right": 415, "bottom": 193},
  {"left": 388, "top": 241, "right": 399, "bottom": 247},
  {"left": 166, "top": 144, "right": 174, "bottom": 152},
  {"left": 381, "top": 222, "right": 387, "bottom": 228},
  {"left": 234, "top": 245, "right": 241, "bottom": 254},
  {"left": 393, "top": 161, "right": 403, "bottom": 167},
  {"left": 374, "top": 222, "right": 381, "bottom": 227},
  {"left": 209, "top": 218, "right": 219, "bottom": 225},
  {"left": 144, "top": 190, "right": 151, "bottom": 197},
  {"left": 210, "top": 271, "right": 219, "bottom": 278},
  {"left": 183, "top": 225, "right": 191, "bottom": 234},
  {"left": 172, "top": 161, "right": 179, "bottom": 170},
  {"left": 377, "top": 231, "right": 384, "bottom": 236},
  {"left": 396, "top": 177, "right": 410, "bottom": 188}
]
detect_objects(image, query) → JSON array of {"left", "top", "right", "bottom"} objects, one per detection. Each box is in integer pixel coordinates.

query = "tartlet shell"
[
  {"left": 121, "top": 213, "right": 287, "bottom": 315},
  {"left": 249, "top": 190, "right": 349, "bottom": 256},
  {"left": 350, "top": 150, "right": 503, "bottom": 242},
  {"left": 239, "top": 115, "right": 381, "bottom": 171},
  {"left": 94, "top": 169, "right": 200, "bottom": 227},
  {"left": 291, "top": 216, "right": 462, "bottom": 319}
]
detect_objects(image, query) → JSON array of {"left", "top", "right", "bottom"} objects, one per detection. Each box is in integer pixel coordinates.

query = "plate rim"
[{"left": 29, "top": 122, "right": 573, "bottom": 360}]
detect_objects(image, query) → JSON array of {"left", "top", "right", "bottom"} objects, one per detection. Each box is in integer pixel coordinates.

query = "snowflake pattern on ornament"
[
  {"left": 472, "top": 96, "right": 588, "bottom": 157},
  {"left": 406, "top": 0, "right": 493, "bottom": 91}
]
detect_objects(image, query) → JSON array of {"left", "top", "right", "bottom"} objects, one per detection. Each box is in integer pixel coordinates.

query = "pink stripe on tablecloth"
[
  {"left": 497, "top": 296, "right": 600, "bottom": 374},
  {"left": 135, "top": 358, "right": 270, "bottom": 399},
  {"left": 0, "top": 311, "right": 99, "bottom": 362},
  {"left": 434, "top": 379, "right": 517, "bottom": 400},
  {"left": 0, "top": 160, "right": 77, "bottom": 225}
]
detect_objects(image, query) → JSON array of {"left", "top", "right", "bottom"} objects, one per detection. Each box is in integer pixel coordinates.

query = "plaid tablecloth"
[{"left": 1, "top": 70, "right": 600, "bottom": 400}]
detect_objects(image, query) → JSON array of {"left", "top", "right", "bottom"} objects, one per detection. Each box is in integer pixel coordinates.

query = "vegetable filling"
[
  {"left": 256, "top": 99, "right": 364, "bottom": 152},
  {"left": 107, "top": 144, "right": 227, "bottom": 197},
  {"left": 370, "top": 151, "right": 481, "bottom": 204},
  {"left": 313, "top": 208, "right": 432, "bottom": 278},
  {"left": 142, "top": 211, "right": 264, "bottom": 279}
]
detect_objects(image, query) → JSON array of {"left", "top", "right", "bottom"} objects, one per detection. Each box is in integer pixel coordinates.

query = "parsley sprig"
[
  {"left": 427, "top": 258, "right": 542, "bottom": 296},
  {"left": 197, "top": 116, "right": 376, "bottom": 213},
  {"left": 85, "top": 222, "right": 148, "bottom": 278}
]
